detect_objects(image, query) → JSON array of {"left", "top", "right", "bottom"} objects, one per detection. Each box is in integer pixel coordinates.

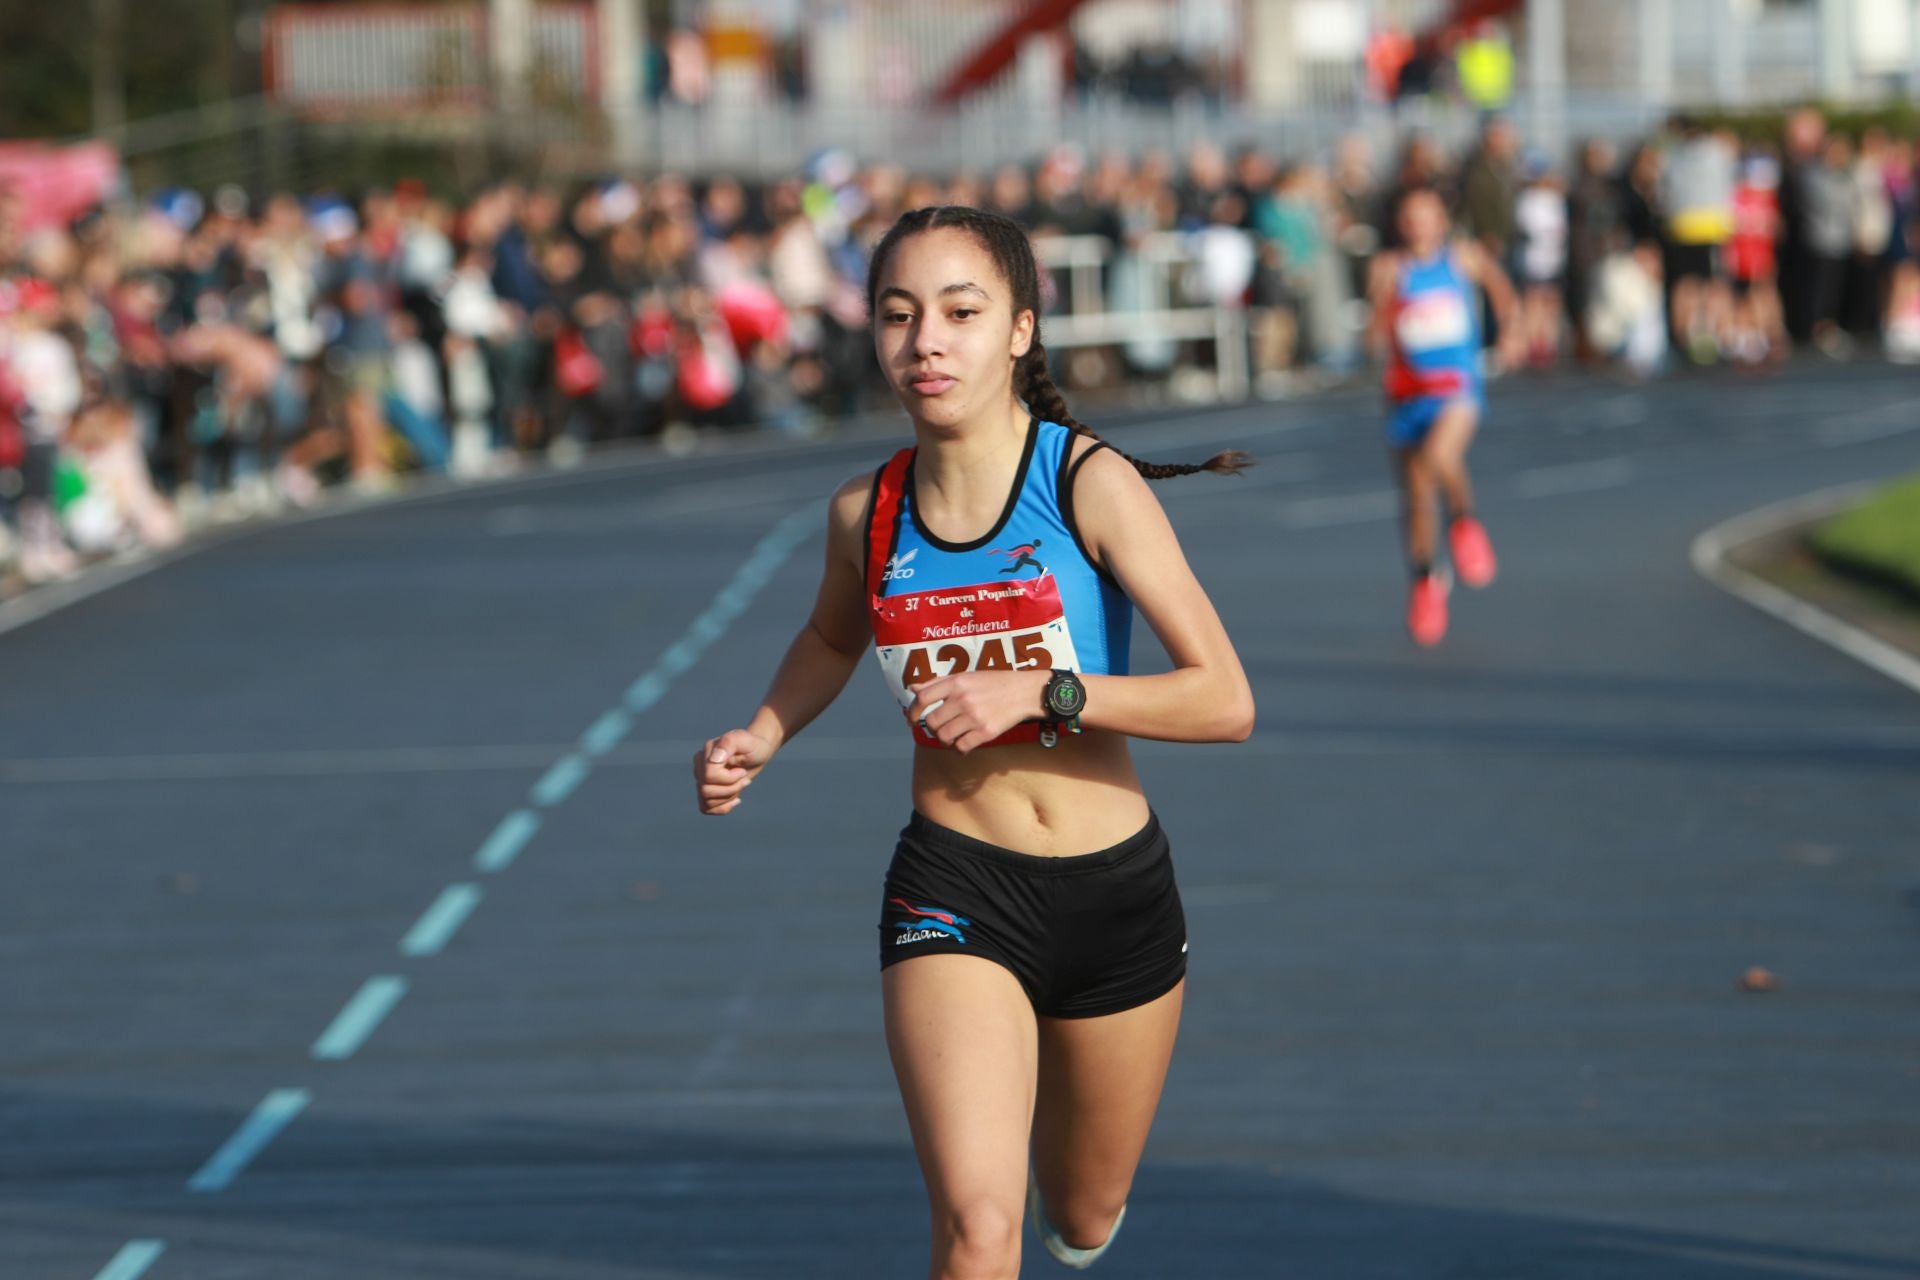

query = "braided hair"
[{"left": 866, "top": 205, "right": 1252, "bottom": 481}]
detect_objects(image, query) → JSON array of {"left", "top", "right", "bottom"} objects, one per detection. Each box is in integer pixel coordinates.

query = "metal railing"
[
  {"left": 1032, "top": 233, "right": 1249, "bottom": 402},
  {"left": 262, "top": 4, "right": 596, "bottom": 110}
]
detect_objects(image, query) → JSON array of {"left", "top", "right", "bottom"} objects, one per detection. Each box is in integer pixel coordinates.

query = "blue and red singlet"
[
  {"left": 1382, "top": 247, "right": 1483, "bottom": 447},
  {"left": 865, "top": 418, "right": 1132, "bottom": 749}
]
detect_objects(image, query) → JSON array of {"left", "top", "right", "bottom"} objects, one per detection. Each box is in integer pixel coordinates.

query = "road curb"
[{"left": 1691, "top": 483, "right": 1920, "bottom": 698}]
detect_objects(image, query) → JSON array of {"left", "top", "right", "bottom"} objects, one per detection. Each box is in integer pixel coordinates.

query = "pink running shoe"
[
  {"left": 1407, "top": 572, "right": 1451, "bottom": 647},
  {"left": 1449, "top": 517, "right": 1498, "bottom": 589}
]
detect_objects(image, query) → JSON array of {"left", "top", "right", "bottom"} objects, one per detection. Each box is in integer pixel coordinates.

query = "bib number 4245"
[{"left": 898, "top": 630, "right": 1053, "bottom": 689}]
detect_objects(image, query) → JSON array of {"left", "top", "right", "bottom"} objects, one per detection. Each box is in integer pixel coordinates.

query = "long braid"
[
  {"left": 868, "top": 205, "right": 1253, "bottom": 481},
  {"left": 1017, "top": 340, "right": 1251, "bottom": 479}
]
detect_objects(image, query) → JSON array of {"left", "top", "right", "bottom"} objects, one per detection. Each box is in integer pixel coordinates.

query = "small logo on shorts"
[{"left": 890, "top": 899, "right": 970, "bottom": 945}]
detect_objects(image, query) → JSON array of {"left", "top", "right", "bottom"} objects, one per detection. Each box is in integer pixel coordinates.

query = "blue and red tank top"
[
  {"left": 1383, "top": 247, "right": 1481, "bottom": 403},
  {"left": 865, "top": 418, "right": 1132, "bottom": 749}
]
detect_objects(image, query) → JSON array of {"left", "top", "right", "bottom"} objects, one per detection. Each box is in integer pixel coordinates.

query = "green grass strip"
[{"left": 1811, "top": 471, "right": 1920, "bottom": 600}]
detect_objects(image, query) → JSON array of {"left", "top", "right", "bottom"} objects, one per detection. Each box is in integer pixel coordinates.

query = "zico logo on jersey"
[
  {"left": 872, "top": 571, "right": 1082, "bottom": 747},
  {"left": 882, "top": 549, "right": 917, "bottom": 581}
]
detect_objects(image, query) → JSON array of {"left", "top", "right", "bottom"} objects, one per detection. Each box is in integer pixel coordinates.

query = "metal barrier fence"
[
  {"left": 1033, "top": 233, "right": 1249, "bottom": 403},
  {"left": 263, "top": 4, "right": 596, "bottom": 110},
  {"left": 97, "top": 89, "right": 1677, "bottom": 200}
]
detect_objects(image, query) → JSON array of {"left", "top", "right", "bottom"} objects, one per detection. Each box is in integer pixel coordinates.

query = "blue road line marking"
[
  {"left": 312, "top": 976, "right": 408, "bottom": 1061},
  {"left": 611, "top": 505, "right": 818, "bottom": 726},
  {"left": 187, "top": 1088, "right": 310, "bottom": 1192},
  {"left": 474, "top": 809, "right": 540, "bottom": 873},
  {"left": 531, "top": 754, "right": 589, "bottom": 807},
  {"left": 581, "top": 708, "right": 632, "bottom": 756},
  {"left": 625, "top": 671, "right": 669, "bottom": 711},
  {"left": 181, "top": 507, "right": 819, "bottom": 1202},
  {"left": 92, "top": 1240, "right": 165, "bottom": 1280},
  {"left": 659, "top": 639, "right": 700, "bottom": 676},
  {"left": 400, "top": 884, "right": 482, "bottom": 958}
]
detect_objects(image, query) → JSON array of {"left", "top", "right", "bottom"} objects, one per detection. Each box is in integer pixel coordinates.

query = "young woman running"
[
  {"left": 693, "top": 205, "right": 1254, "bottom": 1278},
  {"left": 1369, "top": 185, "right": 1519, "bottom": 647}
]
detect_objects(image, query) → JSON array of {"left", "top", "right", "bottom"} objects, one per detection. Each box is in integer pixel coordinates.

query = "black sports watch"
[{"left": 1038, "top": 669, "right": 1085, "bottom": 749}]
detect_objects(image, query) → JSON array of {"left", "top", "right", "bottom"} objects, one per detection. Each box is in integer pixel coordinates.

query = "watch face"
[{"left": 1050, "top": 679, "right": 1082, "bottom": 714}]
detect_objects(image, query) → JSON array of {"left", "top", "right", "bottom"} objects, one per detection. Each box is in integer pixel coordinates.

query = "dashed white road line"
[
  {"left": 1278, "top": 490, "right": 1399, "bottom": 528},
  {"left": 1813, "top": 395, "right": 1920, "bottom": 446},
  {"left": 1513, "top": 456, "right": 1636, "bottom": 498}
]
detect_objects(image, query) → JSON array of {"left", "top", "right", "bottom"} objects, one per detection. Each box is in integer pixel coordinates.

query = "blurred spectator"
[
  {"left": 5, "top": 276, "right": 83, "bottom": 582},
  {"left": 1513, "top": 153, "right": 1569, "bottom": 366},
  {"left": 1618, "top": 143, "right": 1664, "bottom": 249},
  {"left": 1256, "top": 165, "right": 1353, "bottom": 374},
  {"left": 1191, "top": 193, "right": 1255, "bottom": 310},
  {"left": 1661, "top": 118, "right": 1737, "bottom": 364},
  {"left": 1586, "top": 240, "right": 1667, "bottom": 380},
  {"left": 1459, "top": 117, "right": 1520, "bottom": 268},
  {"left": 1848, "top": 129, "right": 1895, "bottom": 338},
  {"left": 1803, "top": 134, "right": 1860, "bottom": 357},
  {"left": 1728, "top": 151, "right": 1787, "bottom": 366},
  {"left": 314, "top": 201, "right": 397, "bottom": 486},
  {"left": 1886, "top": 136, "right": 1920, "bottom": 362},
  {"left": 1330, "top": 135, "right": 1383, "bottom": 300},
  {"left": 1566, "top": 140, "right": 1622, "bottom": 361},
  {"left": 62, "top": 398, "right": 180, "bottom": 554},
  {"left": 1778, "top": 106, "right": 1829, "bottom": 344}
]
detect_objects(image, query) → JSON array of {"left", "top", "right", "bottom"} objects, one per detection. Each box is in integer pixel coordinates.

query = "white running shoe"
[{"left": 1027, "top": 1175, "right": 1126, "bottom": 1270}]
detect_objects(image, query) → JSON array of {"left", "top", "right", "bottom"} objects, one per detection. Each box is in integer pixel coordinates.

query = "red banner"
[{"left": 0, "top": 142, "right": 121, "bottom": 232}]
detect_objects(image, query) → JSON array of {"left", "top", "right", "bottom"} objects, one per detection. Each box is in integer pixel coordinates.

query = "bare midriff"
[{"left": 910, "top": 729, "right": 1151, "bottom": 856}]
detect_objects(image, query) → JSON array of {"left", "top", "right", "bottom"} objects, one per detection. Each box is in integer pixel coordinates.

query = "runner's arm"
[
  {"left": 694, "top": 475, "right": 872, "bottom": 814},
  {"left": 1067, "top": 448, "right": 1255, "bottom": 743},
  {"left": 1364, "top": 252, "right": 1400, "bottom": 364},
  {"left": 1457, "top": 238, "right": 1521, "bottom": 351}
]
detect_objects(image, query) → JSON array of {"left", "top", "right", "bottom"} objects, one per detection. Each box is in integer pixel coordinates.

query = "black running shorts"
[{"left": 878, "top": 810, "right": 1187, "bottom": 1019}]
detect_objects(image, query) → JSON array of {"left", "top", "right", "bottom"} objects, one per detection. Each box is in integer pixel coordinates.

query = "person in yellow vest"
[
  {"left": 1661, "top": 116, "right": 1739, "bottom": 363},
  {"left": 1456, "top": 26, "right": 1514, "bottom": 111}
]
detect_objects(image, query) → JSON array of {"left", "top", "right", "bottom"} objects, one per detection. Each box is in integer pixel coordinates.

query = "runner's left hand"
[
  {"left": 907, "top": 670, "right": 1052, "bottom": 754},
  {"left": 1496, "top": 331, "right": 1527, "bottom": 371}
]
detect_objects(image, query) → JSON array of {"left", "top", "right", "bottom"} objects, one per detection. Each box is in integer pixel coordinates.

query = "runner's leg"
[
  {"left": 1421, "top": 399, "right": 1481, "bottom": 522},
  {"left": 1029, "top": 981, "right": 1185, "bottom": 1250},
  {"left": 885, "top": 955, "right": 1039, "bottom": 1280},
  {"left": 1396, "top": 445, "right": 1439, "bottom": 571}
]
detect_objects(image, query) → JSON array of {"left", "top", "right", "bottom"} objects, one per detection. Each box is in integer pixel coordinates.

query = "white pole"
[
  {"left": 493, "top": 0, "right": 533, "bottom": 111},
  {"left": 1528, "top": 0, "right": 1567, "bottom": 159},
  {"left": 597, "top": 0, "right": 642, "bottom": 166},
  {"left": 1639, "top": 0, "right": 1673, "bottom": 109},
  {"left": 1909, "top": 0, "right": 1920, "bottom": 95},
  {"left": 1819, "top": 0, "right": 1857, "bottom": 100},
  {"left": 1714, "top": 0, "right": 1747, "bottom": 104}
]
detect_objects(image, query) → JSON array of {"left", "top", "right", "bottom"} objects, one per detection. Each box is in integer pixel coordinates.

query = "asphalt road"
[{"left": 5, "top": 362, "right": 1919, "bottom": 1279}]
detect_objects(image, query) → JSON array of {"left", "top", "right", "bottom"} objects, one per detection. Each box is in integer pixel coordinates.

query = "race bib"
[
  {"left": 1395, "top": 289, "right": 1471, "bottom": 353},
  {"left": 872, "top": 574, "right": 1081, "bottom": 748}
]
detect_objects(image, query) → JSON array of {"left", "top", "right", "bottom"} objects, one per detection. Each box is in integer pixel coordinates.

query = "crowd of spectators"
[{"left": 3, "top": 105, "right": 1918, "bottom": 593}]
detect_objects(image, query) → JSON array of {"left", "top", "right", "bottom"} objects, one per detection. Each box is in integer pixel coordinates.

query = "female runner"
[
  {"left": 1369, "top": 184, "right": 1519, "bottom": 647},
  {"left": 694, "top": 206, "right": 1254, "bottom": 1279}
]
